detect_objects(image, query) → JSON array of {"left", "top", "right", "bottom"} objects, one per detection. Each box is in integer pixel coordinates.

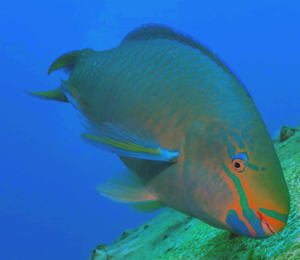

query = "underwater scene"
[{"left": 1, "top": 0, "right": 300, "bottom": 259}]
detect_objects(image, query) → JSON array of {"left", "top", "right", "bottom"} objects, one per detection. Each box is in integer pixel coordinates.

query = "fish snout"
[
  {"left": 253, "top": 209, "right": 287, "bottom": 237},
  {"left": 260, "top": 218, "right": 276, "bottom": 236}
]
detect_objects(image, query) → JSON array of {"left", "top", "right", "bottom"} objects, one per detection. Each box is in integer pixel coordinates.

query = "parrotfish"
[{"left": 30, "top": 25, "right": 290, "bottom": 239}]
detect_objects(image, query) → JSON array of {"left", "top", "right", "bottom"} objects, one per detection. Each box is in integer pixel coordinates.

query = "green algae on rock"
[{"left": 89, "top": 125, "right": 300, "bottom": 260}]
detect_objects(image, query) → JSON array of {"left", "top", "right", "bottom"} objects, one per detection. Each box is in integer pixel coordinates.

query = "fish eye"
[
  {"left": 231, "top": 153, "right": 247, "bottom": 173},
  {"left": 232, "top": 159, "right": 245, "bottom": 172}
]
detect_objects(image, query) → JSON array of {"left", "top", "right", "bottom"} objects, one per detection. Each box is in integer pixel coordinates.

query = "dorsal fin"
[{"left": 121, "top": 24, "right": 249, "bottom": 96}]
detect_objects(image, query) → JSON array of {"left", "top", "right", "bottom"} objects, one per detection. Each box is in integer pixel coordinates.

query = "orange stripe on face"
[{"left": 223, "top": 171, "right": 257, "bottom": 237}]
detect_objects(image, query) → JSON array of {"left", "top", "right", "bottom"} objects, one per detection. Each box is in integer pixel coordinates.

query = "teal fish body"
[{"left": 31, "top": 25, "right": 290, "bottom": 239}]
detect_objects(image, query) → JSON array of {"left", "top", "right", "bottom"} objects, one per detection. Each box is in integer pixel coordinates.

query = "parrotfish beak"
[
  {"left": 253, "top": 209, "right": 288, "bottom": 238},
  {"left": 226, "top": 208, "right": 288, "bottom": 239}
]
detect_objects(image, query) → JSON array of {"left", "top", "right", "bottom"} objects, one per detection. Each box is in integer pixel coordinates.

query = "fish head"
[{"left": 182, "top": 120, "right": 290, "bottom": 239}]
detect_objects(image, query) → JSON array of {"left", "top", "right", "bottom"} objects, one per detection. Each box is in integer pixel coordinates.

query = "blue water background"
[{"left": 1, "top": 0, "right": 299, "bottom": 259}]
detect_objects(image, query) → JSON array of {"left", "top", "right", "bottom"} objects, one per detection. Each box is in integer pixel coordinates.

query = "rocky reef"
[{"left": 88, "top": 125, "right": 300, "bottom": 260}]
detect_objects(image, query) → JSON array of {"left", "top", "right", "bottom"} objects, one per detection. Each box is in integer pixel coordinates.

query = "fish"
[{"left": 30, "top": 24, "right": 290, "bottom": 239}]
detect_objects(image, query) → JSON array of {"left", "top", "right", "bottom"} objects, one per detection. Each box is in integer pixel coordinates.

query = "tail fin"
[
  {"left": 48, "top": 49, "right": 89, "bottom": 75},
  {"left": 27, "top": 87, "right": 68, "bottom": 102},
  {"left": 28, "top": 49, "right": 89, "bottom": 102}
]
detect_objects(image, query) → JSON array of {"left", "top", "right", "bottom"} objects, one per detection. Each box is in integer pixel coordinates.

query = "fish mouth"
[
  {"left": 252, "top": 209, "right": 276, "bottom": 237},
  {"left": 260, "top": 218, "right": 275, "bottom": 236}
]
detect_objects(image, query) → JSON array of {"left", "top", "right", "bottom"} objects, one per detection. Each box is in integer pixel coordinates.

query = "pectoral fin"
[
  {"left": 61, "top": 80, "right": 179, "bottom": 162},
  {"left": 82, "top": 123, "right": 179, "bottom": 162}
]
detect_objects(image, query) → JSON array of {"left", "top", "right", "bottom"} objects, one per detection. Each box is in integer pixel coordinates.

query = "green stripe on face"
[
  {"left": 227, "top": 145, "right": 236, "bottom": 158},
  {"left": 229, "top": 131, "right": 245, "bottom": 149},
  {"left": 222, "top": 163, "right": 266, "bottom": 238},
  {"left": 247, "top": 163, "right": 259, "bottom": 171},
  {"left": 259, "top": 208, "right": 288, "bottom": 223},
  {"left": 221, "top": 163, "right": 249, "bottom": 209}
]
